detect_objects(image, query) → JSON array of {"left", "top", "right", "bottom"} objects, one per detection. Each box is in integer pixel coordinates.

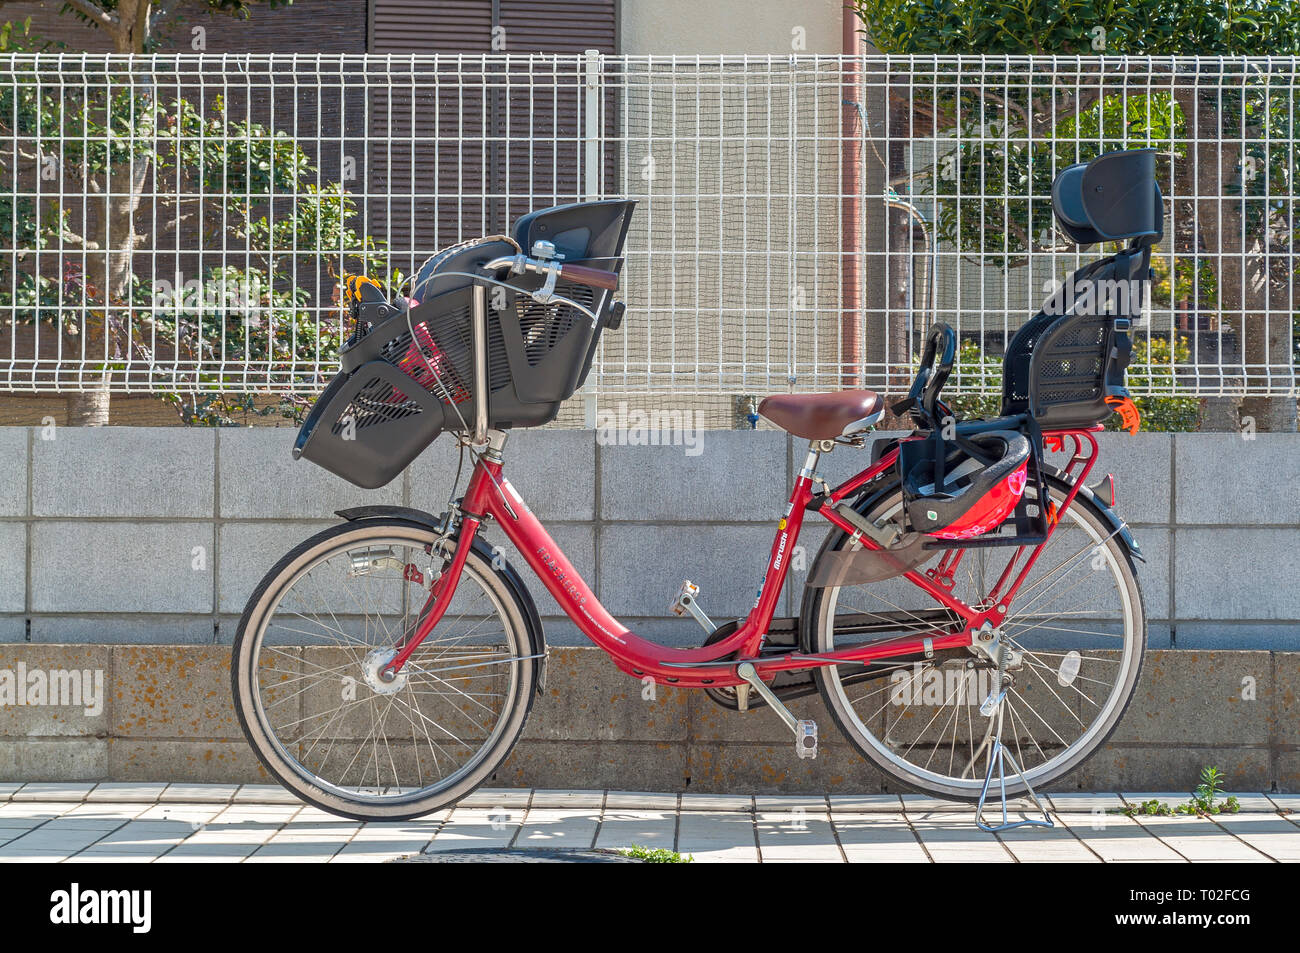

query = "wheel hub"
[
  {"left": 967, "top": 621, "right": 1023, "bottom": 671},
  {"left": 361, "top": 648, "right": 409, "bottom": 695}
]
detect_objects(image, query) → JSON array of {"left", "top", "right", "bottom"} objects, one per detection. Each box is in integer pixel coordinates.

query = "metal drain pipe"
[{"left": 840, "top": 9, "right": 865, "bottom": 388}]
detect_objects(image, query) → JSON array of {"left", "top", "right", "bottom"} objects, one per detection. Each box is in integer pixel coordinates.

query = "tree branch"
[
  {"left": 153, "top": 210, "right": 197, "bottom": 234},
  {"left": 58, "top": 227, "right": 101, "bottom": 249},
  {"left": 59, "top": 0, "right": 121, "bottom": 29}
]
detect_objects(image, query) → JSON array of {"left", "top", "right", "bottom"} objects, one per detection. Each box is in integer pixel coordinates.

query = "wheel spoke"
[
  {"left": 235, "top": 527, "right": 530, "bottom": 818},
  {"left": 815, "top": 485, "right": 1142, "bottom": 797}
]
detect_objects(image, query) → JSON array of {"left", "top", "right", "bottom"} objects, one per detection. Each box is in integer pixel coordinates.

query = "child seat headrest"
[
  {"left": 511, "top": 199, "right": 636, "bottom": 261},
  {"left": 1052, "top": 148, "right": 1162, "bottom": 248}
]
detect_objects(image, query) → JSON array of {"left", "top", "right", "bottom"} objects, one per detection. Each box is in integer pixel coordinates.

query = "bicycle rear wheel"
[
  {"left": 807, "top": 477, "right": 1144, "bottom": 800},
  {"left": 232, "top": 519, "right": 538, "bottom": 820}
]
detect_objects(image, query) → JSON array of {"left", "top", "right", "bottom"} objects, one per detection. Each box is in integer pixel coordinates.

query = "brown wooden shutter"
[
  {"left": 368, "top": 0, "right": 616, "bottom": 261},
  {"left": 495, "top": 2, "right": 617, "bottom": 228},
  {"left": 498, "top": 0, "right": 618, "bottom": 54},
  {"left": 368, "top": 0, "right": 495, "bottom": 52},
  {"left": 367, "top": 0, "right": 618, "bottom": 54}
]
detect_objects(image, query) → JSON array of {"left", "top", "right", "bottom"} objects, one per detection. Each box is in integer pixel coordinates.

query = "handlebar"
[
  {"left": 484, "top": 253, "right": 620, "bottom": 292},
  {"left": 893, "top": 322, "right": 957, "bottom": 424},
  {"left": 920, "top": 323, "right": 956, "bottom": 416}
]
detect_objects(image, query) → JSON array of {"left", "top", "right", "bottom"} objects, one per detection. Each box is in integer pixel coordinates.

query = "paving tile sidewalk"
[{"left": 0, "top": 784, "right": 1294, "bottom": 863}]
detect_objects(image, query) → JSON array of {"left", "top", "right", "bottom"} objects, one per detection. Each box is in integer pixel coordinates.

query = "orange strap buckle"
[
  {"left": 1105, "top": 395, "right": 1141, "bottom": 435},
  {"left": 342, "top": 273, "right": 381, "bottom": 306}
]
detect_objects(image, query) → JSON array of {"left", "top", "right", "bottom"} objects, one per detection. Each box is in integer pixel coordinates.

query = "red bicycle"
[{"left": 234, "top": 149, "right": 1160, "bottom": 821}]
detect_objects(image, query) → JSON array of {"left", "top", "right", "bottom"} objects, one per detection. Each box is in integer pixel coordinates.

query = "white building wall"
[{"left": 620, "top": 0, "right": 846, "bottom": 55}]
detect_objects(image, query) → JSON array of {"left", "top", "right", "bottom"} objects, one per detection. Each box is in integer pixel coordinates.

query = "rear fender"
[
  {"left": 1041, "top": 467, "right": 1144, "bottom": 562},
  {"left": 798, "top": 470, "right": 1143, "bottom": 651}
]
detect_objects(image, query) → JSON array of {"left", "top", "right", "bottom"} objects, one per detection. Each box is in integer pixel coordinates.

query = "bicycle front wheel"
[
  {"left": 808, "top": 477, "right": 1144, "bottom": 800},
  {"left": 232, "top": 519, "right": 538, "bottom": 820}
]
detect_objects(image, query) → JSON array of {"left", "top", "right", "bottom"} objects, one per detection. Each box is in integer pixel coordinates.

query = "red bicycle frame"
[{"left": 385, "top": 427, "right": 1103, "bottom": 690}]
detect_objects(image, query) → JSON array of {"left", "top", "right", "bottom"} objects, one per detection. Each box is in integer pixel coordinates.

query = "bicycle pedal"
[
  {"left": 736, "top": 661, "right": 814, "bottom": 758},
  {"left": 668, "top": 579, "right": 698, "bottom": 616},
  {"left": 796, "top": 720, "right": 818, "bottom": 759},
  {"left": 669, "top": 579, "right": 716, "bottom": 633}
]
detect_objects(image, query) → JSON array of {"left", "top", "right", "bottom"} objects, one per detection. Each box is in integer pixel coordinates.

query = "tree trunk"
[
  {"left": 1176, "top": 81, "right": 1296, "bottom": 433},
  {"left": 66, "top": 5, "right": 152, "bottom": 426},
  {"left": 65, "top": 170, "right": 147, "bottom": 428},
  {"left": 66, "top": 386, "right": 111, "bottom": 425},
  {"left": 112, "top": 1, "right": 148, "bottom": 56}
]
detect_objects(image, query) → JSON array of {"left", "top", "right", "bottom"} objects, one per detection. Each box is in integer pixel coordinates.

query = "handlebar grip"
[
  {"left": 558, "top": 263, "right": 620, "bottom": 291},
  {"left": 926, "top": 323, "right": 956, "bottom": 372},
  {"left": 921, "top": 323, "right": 957, "bottom": 418}
]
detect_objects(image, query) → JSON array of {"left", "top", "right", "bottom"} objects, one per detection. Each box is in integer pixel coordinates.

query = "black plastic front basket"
[
  {"left": 294, "top": 270, "right": 610, "bottom": 489},
  {"left": 294, "top": 200, "right": 635, "bottom": 489},
  {"left": 293, "top": 357, "right": 449, "bottom": 490}
]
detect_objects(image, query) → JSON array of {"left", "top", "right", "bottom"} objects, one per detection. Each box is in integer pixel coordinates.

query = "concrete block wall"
[
  {"left": 0, "top": 426, "right": 1297, "bottom": 789},
  {"left": 0, "top": 643, "right": 1293, "bottom": 791},
  {"left": 7, "top": 426, "right": 1296, "bottom": 649}
]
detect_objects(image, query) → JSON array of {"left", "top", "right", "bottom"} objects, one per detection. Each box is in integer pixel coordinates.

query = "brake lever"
[
  {"left": 484, "top": 251, "right": 562, "bottom": 303},
  {"left": 548, "top": 292, "right": 601, "bottom": 328},
  {"left": 481, "top": 254, "right": 601, "bottom": 327},
  {"left": 529, "top": 261, "right": 562, "bottom": 305}
]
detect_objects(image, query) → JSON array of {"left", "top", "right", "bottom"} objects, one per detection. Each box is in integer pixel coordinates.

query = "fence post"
[{"left": 581, "top": 48, "right": 602, "bottom": 429}]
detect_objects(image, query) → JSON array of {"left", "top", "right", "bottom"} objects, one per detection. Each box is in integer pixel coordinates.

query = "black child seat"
[
  {"left": 883, "top": 149, "right": 1162, "bottom": 554},
  {"left": 294, "top": 200, "right": 636, "bottom": 488},
  {"left": 1000, "top": 148, "right": 1163, "bottom": 429}
]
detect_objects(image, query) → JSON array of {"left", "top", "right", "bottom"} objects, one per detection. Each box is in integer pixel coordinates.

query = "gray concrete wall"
[
  {"left": 0, "top": 644, "right": 1293, "bottom": 792},
  {"left": 0, "top": 426, "right": 1297, "bottom": 790},
  {"left": 2, "top": 427, "right": 1298, "bottom": 649}
]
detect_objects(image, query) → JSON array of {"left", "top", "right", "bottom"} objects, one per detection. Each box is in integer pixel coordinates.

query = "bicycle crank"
[{"left": 736, "top": 662, "right": 818, "bottom": 759}]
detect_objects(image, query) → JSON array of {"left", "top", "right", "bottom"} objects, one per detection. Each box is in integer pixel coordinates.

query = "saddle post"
[{"left": 798, "top": 438, "right": 827, "bottom": 483}]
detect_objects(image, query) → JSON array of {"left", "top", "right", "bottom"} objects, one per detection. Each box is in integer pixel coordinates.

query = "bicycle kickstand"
[{"left": 973, "top": 672, "right": 1053, "bottom": 834}]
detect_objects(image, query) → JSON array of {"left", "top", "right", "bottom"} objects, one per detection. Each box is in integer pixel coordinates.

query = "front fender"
[{"left": 335, "top": 505, "right": 548, "bottom": 692}]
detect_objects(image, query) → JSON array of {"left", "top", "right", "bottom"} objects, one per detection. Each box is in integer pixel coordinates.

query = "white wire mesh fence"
[{"left": 0, "top": 53, "right": 1296, "bottom": 404}]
